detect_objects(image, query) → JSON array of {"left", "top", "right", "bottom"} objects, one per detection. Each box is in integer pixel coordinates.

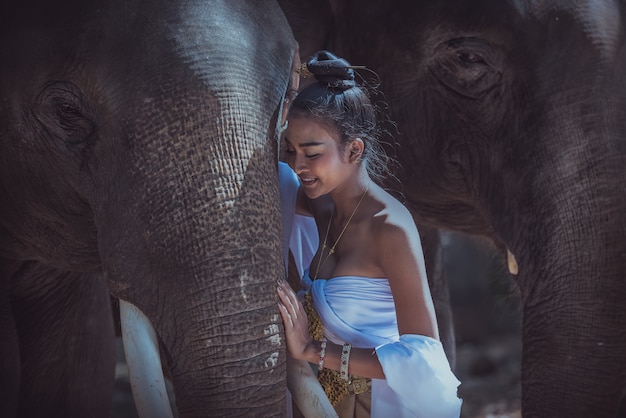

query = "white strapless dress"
[{"left": 301, "top": 269, "right": 462, "bottom": 418}]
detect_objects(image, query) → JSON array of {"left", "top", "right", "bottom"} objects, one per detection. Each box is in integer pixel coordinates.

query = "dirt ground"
[{"left": 445, "top": 232, "right": 523, "bottom": 418}]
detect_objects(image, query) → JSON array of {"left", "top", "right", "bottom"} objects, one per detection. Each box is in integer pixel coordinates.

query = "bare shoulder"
[
  {"left": 371, "top": 194, "right": 421, "bottom": 249},
  {"left": 369, "top": 191, "right": 425, "bottom": 282}
]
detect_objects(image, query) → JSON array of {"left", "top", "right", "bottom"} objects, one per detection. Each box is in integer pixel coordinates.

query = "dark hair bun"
[{"left": 306, "top": 50, "right": 355, "bottom": 91}]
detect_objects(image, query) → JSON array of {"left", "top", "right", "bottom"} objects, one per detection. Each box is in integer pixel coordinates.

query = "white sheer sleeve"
[{"left": 375, "top": 334, "right": 462, "bottom": 418}]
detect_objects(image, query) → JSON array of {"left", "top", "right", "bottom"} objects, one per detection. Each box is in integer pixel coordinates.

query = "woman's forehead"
[{"left": 285, "top": 115, "right": 340, "bottom": 144}]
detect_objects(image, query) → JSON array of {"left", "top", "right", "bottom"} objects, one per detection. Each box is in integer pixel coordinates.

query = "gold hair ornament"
[{"left": 296, "top": 62, "right": 313, "bottom": 78}]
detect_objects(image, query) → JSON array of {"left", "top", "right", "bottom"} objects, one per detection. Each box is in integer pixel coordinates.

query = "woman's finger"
[
  {"left": 278, "top": 283, "right": 299, "bottom": 319},
  {"left": 277, "top": 301, "right": 293, "bottom": 328},
  {"left": 278, "top": 279, "right": 298, "bottom": 302}
]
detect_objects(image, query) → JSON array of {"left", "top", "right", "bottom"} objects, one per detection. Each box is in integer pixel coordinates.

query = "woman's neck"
[{"left": 330, "top": 172, "right": 371, "bottom": 222}]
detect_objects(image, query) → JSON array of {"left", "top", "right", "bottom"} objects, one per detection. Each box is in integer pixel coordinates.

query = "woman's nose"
[{"left": 291, "top": 153, "right": 307, "bottom": 173}]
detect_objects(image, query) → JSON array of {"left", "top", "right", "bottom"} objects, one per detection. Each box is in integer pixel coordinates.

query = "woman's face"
[{"left": 283, "top": 115, "right": 353, "bottom": 199}]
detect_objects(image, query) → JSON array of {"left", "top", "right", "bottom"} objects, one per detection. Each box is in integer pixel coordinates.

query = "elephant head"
[
  {"left": 0, "top": 0, "right": 297, "bottom": 416},
  {"left": 280, "top": 0, "right": 626, "bottom": 416}
]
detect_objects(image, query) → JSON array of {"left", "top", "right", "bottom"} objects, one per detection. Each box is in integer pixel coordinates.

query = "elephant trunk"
[
  {"left": 102, "top": 127, "right": 287, "bottom": 416},
  {"left": 515, "top": 177, "right": 626, "bottom": 416}
]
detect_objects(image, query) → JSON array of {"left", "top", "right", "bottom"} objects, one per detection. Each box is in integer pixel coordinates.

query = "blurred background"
[
  {"left": 444, "top": 231, "right": 522, "bottom": 418},
  {"left": 110, "top": 231, "right": 523, "bottom": 418}
]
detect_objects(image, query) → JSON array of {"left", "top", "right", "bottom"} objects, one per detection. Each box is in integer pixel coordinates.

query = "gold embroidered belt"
[{"left": 347, "top": 376, "right": 371, "bottom": 395}]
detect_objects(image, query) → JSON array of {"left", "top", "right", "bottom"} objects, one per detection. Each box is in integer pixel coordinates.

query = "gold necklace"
[{"left": 313, "top": 184, "right": 369, "bottom": 280}]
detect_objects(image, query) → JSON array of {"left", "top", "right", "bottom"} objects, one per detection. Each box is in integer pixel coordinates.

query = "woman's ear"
[{"left": 348, "top": 138, "right": 365, "bottom": 163}]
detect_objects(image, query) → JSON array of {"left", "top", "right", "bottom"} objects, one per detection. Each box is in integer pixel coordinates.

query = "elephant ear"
[{"left": 427, "top": 37, "right": 503, "bottom": 99}]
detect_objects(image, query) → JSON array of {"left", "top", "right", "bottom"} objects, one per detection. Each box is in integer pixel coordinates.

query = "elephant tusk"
[
  {"left": 507, "top": 249, "right": 519, "bottom": 275},
  {"left": 287, "top": 355, "right": 338, "bottom": 418},
  {"left": 119, "top": 300, "right": 175, "bottom": 418}
]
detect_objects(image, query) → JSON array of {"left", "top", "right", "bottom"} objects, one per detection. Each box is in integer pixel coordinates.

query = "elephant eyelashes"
[
  {"left": 428, "top": 37, "right": 503, "bottom": 99},
  {"left": 35, "top": 81, "right": 96, "bottom": 149}
]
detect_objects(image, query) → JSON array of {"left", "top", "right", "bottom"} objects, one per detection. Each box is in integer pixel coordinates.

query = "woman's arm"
[
  {"left": 377, "top": 207, "right": 439, "bottom": 339},
  {"left": 370, "top": 212, "right": 462, "bottom": 415}
]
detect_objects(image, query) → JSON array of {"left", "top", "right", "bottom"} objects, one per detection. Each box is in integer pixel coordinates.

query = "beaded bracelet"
[
  {"left": 318, "top": 337, "right": 328, "bottom": 370},
  {"left": 340, "top": 343, "right": 351, "bottom": 381}
]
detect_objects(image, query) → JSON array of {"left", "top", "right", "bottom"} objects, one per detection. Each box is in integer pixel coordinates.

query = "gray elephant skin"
[
  {"left": 0, "top": 0, "right": 296, "bottom": 417},
  {"left": 280, "top": 0, "right": 626, "bottom": 416}
]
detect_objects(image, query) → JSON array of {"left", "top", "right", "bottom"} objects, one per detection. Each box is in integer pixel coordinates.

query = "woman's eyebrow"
[{"left": 284, "top": 137, "right": 325, "bottom": 148}]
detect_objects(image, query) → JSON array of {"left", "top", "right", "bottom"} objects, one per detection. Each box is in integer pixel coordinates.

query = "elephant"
[
  {"left": 0, "top": 0, "right": 299, "bottom": 416},
  {"left": 279, "top": 0, "right": 626, "bottom": 416}
]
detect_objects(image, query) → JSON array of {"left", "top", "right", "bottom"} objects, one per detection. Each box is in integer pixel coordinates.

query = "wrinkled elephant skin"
[
  {"left": 280, "top": 0, "right": 626, "bottom": 416},
  {"left": 0, "top": 1, "right": 296, "bottom": 417}
]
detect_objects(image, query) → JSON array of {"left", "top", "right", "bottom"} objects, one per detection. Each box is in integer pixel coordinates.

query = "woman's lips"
[{"left": 299, "top": 177, "right": 317, "bottom": 186}]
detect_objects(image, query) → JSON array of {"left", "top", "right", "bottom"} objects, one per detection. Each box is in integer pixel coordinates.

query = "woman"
[{"left": 277, "top": 51, "right": 461, "bottom": 418}]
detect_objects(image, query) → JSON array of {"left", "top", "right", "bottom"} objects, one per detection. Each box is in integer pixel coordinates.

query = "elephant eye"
[
  {"left": 457, "top": 50, "right": 484, "bottom": 65},
  {"left": 35, "top": 82, "right": 96, "bottom": 149},
  {"left": 428, "top": 37, "right": 502, "bottom": 99},
  {"left": 54, "top": 100, "right": 88, "bottom": 134}
]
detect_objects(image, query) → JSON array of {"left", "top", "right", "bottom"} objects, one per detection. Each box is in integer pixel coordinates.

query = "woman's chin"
[
  {"left": 301, "top": 182, "right": 321, "bottom": 198},
  {"left": 304, "top": 190, "right": 322, "bottom": 200}
]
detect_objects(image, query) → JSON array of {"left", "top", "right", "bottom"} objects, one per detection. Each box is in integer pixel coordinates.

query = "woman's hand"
[{"left": 277, "top": 278, "right": 314, "bottom": 361}]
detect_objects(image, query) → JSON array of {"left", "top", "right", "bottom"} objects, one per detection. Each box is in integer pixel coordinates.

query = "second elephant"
[{"left": 281, "top": 0, "right": 626, "bottom": 416}]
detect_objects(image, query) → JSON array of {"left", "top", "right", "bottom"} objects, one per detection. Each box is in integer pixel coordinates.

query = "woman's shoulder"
[
  {"left": 368, "top": 192, "right": 426, "bottom": 285},
  {"left": 370, "top": 190, "right": 418, "bottom": 238},
  {"left": 367, "top": 195, "right": 423, "bottom": 268}
]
